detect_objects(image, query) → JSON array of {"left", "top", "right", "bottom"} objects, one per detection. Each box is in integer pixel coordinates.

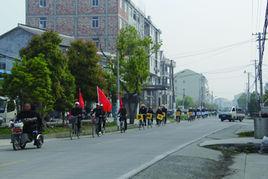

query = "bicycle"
[{"left": 69, "top": 116, "right": 80, "bottom": 140}]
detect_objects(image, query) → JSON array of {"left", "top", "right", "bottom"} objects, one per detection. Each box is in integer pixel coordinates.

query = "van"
[{"left": 0, "top": 96, "right": 17, "bottom": 126}]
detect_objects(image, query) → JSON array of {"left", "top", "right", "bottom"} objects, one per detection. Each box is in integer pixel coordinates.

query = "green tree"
[
  {"left": 67, "top": 39, "right": 106, "bottom": 102},
  {"left": 20, "top": 31, "right": 75, "bottom": 113},
  {"left": 116, "top": 26, "right": 161, "bottom": 123},
  {"left": 248, "top": 92, "right": 259, "bottom": 116},
  {"left": 237, "top": 93, "right": 247, "bottom": 110},
  {"left": 176, "top": 96, "right": 196, "bottom": 109},
  {"left": 3, "top": 55, "right": 54, "bottom": 116}
]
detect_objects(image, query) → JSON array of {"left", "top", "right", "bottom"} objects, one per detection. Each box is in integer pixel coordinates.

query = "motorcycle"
[{"left": 10, "top": 120, "right": 44, "bottom": 150}]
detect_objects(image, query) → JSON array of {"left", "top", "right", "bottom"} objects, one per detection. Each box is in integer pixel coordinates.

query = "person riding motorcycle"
[{"left": 16, "top": 103, "right": 43, "bottom": 140}]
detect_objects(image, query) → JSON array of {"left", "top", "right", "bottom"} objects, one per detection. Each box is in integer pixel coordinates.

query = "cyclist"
[
  {"left": 70, "top": 102, "right": 83, "bottom": 133},
  {"left": 139, "top": 104, "right": 147, "bottom": 127},
  {"left": 118, "top": 105, "right": 127, "bottom": 132},
  {"left": 176, "top": 108, "right": 182, "bottom": 123},
  {"left": 147, "top": 107, "right": 154, "bottom": 127},
  {"left": 92, "top": 103, "right": 103, "bottom": 136}
]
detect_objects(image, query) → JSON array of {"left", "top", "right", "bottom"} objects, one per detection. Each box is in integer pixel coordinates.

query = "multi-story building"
[
  {"left": 26, "top": 0, "right": 167, "bottom": 109},
  {"left": 174, "top": 69, "right": 209, "bottom": 108}
]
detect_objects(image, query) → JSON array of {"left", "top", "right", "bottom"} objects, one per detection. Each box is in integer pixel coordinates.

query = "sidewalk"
[
  {"left": 199, "top": 120, "right": 268, "bottom": 179},
  {"left": 0, "top": 139, "right": 10, "bottom": 147}
]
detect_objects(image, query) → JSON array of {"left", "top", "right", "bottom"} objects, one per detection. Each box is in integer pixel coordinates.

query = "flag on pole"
[
  {"left": 97, "top": 86, "right": 112, "bottom": 112},
  {"left": 119, "top": 96, "right": 123, "bottom": 109},
  {"left": 79, "top": 89, "right": 85, "bottom": 109}
]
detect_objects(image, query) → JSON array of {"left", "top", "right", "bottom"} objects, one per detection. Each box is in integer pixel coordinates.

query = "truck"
[
  {"left": 0, "top": 96, "right": 17, "bottom": 126},
  {"left": 230, "top": 106, "right": 245, "bottom": 122},
  {"left": 218, "top": 107, "right": 245, "bottom": 122}
]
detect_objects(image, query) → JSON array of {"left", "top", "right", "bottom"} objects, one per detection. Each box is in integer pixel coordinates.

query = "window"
[
  {"left": 92, "top": 16, "right": 99, "bottom": 28},
  {"left": 39, "top": 0, "right": 47, "bottom": 7},
  {"left": 0, "top": 62, "right": 6, "bottom": 70},
  {"left": 92, "top": 0, "right": 99, "bottom": 7},
  {"left": 7, "top": 100, "right": 15, "bottom": 113},
  {"left": 39, "top": 17, "right": 47, "bottom": 29},
  {"left": 92, "top": 37, "right": 100, "bottom": 48}
]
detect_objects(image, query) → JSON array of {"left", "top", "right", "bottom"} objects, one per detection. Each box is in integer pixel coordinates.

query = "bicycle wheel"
[{"left": 69, "top": 124, "right": 73, "bottom": 140}]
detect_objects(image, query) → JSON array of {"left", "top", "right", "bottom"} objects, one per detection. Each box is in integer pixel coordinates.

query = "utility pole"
[
  {"left": 171, "top": 60, "right": 176, "bottom": 118},
  {"left": 116, "top": 51, "right": 120, "bottom": 114},
  {"left": 247, "top": 72, "right": 250, "bottom": 114},
  {"left": 258, "top": 32, "right": 264, "bottom": 102},
  {"left": 254, "top": 59, "right": 258, "bottom": 94}
]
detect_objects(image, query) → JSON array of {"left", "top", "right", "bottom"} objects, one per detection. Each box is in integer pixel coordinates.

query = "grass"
[
  {"left": 0, "top": 127, "right": 10, "bottom": 139},
  {"left": 238, "top": 131, "right": 254, "bottom": 138}
]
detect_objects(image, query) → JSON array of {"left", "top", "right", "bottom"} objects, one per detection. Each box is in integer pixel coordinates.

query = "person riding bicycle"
[
  {"left": 176, "top": 108, "right": 182, "bottom": 123},
  {"left": 16, "top": 103, "right": 43, "bottom": 140},
  {"left": 70, "top": 102, "right": 83, "bottom": 133},
  {"left": 118, "top": 105, "right": 127, "bottom": 131},
  {"left": 92, "top": 103, "right": 103, "bottom": 136},
  {"left": 147, "top": 107, "right": 154, "bottom": 127},
  {"left": 139, "top": 104, "right": 147, "bottom": 127},
  {"left": 156, "top": 106, "right": 163, "bottom": 126},
  {"left": 162, "top": 105, "right": 168, "bottom": 124}
]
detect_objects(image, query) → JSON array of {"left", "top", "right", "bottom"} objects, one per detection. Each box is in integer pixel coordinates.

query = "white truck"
[
  {"left": 0, "top": 96, "right": 17, "bottom": 126},
  {"left": 230, "top": 106, "right": 245, "bottom": 122}
]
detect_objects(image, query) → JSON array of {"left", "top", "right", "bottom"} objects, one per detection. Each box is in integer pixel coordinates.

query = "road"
[{"left": 0, "top": 117, "right": 236, "bottom": 179}]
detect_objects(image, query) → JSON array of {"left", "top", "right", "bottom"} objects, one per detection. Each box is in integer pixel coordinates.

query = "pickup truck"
[
  {"left": 261, "top": 100, "right": 268, "bottom": 117},
  {"left": 230, "top": 107, "right": 245, "bottom": 122}
]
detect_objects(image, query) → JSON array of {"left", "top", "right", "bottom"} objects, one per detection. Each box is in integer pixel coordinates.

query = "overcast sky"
[{"left": 1, "top": 0, "right": 268, "bottom": 100}]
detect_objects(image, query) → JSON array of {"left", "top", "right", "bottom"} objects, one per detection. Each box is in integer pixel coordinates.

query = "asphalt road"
[{"left": 0, "top": 117, "right": 236, "bottom": 179}]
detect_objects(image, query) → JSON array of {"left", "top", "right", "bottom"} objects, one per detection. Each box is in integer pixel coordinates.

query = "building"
[
  {"left": 26, "top": 0, "right": 170, "bottom": 109},
  {"left": 0, "top": 24, "right": 74, "bottom": 74},
  {"left": 214, "top": 98, "right": 233, "bottom": 110},
  {"left": 159, "top": 52, "right": 175, "bottom": 110},
  {"left": 174, "top": 69, "right": 209, "bottom": 107}
]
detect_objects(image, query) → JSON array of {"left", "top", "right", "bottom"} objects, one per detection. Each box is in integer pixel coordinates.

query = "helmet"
[{"left": 75, "top": 102, "right": 80, "bottom": 105}]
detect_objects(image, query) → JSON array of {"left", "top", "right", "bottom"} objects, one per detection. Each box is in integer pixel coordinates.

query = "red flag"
[
  {"left": 97, "top": 86, "right": 112, "bottom": 112},
  {"left": 119, "top": 96, "right": 123, "bottom": 109},
  {"left": 79, "top": 89, "right": 85, "bottom": 109}
]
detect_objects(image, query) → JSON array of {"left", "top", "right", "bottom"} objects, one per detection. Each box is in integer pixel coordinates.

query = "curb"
[{"left": 118, "top": 124, "right": 236, "bottom": 179}]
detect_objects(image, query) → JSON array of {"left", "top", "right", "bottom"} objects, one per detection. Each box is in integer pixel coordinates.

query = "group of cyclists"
[
  {"left": 68, "top": 102, "right": 109, "bottom": 137},
  {"left": 137, "top": 104, "right": 168, "bottom": 129}
]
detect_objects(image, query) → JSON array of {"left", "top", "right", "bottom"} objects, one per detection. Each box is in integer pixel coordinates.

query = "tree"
[
  {"left": 237, "top": 93, "right": 247, "bottom": 110},
  {"left": 116, "top": 26, "right": 161, "bottom": 123},
  {"left": 248, "top": 92, "right": 259, "bottom": 116},
  {"left": 67, "top": 39, "right": 106, "bottom": 103},
  {"left": 176, "top": 96, "right": 196, "bottom": 109},
  {"left": 20, "top": 31, "right": 75, "bottom": 113},
  {"left": 3, "top": 55, "right": 54, "bottom": 116}
]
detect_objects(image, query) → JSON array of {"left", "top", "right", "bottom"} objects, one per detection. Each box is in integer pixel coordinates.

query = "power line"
[{"left": 171, "top": 40, "right": 252, "bottom": 60}]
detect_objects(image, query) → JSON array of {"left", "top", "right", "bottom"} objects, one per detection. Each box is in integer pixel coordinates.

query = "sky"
[{"left": 0, "top": 0, "right": 268, "bottom": 100}]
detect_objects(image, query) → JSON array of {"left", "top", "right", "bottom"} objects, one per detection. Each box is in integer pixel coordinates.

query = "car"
[{"left": 218, "top": 111, "right": 232, "bottom": 122}]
